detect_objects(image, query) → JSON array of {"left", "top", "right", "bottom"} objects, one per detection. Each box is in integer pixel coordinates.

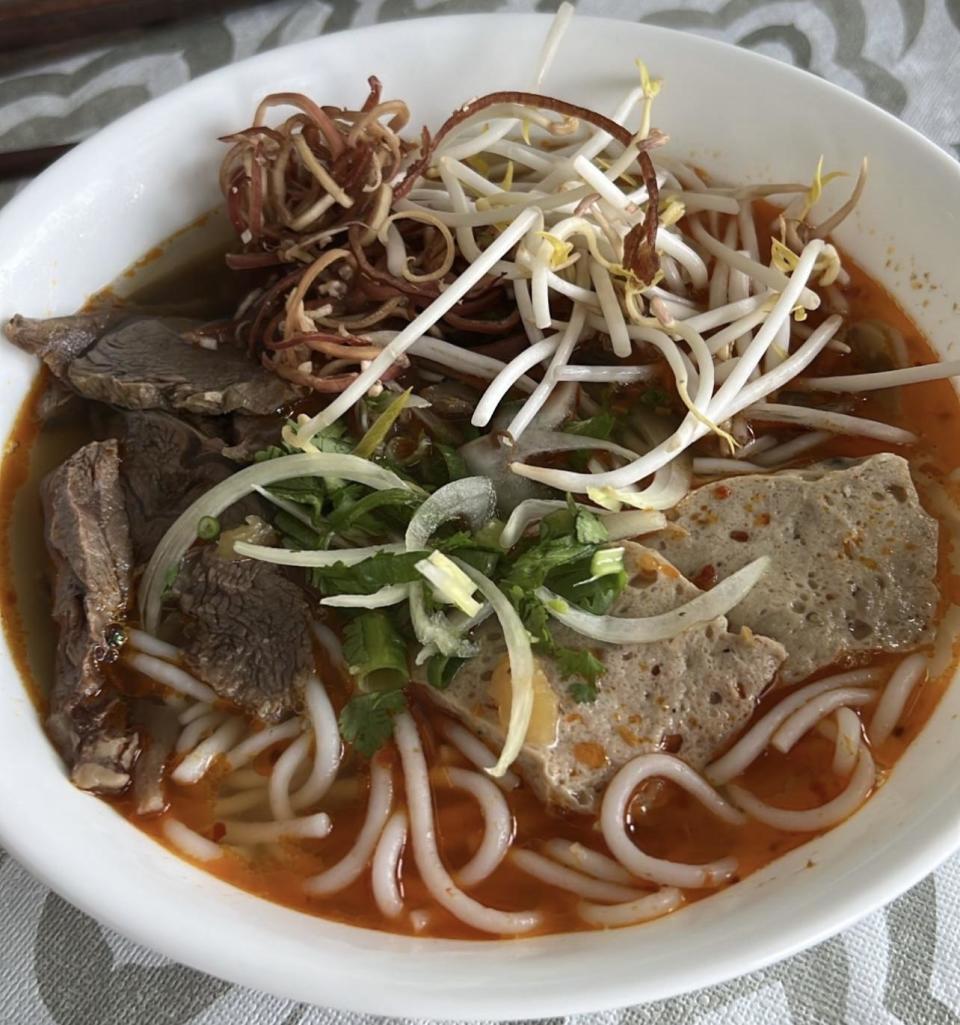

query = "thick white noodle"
[
  {"left": 269, "top": 733, "right": 312, "bottom": 820},
  {"left": 728, "top": 747, "right": 876, "bottom": 832},
  {"left": 870, "top": 653, "right": 928, "bottom": 746},
  {"left": 179, "top": 701, "right": 213, "bottom": 725},
  {"left": 771, "top": 687, "right": 876, "bottom": 753},
  {"left": 125, "top": 652, "right": 217, "bottom": 703},
  {"left": 224, "top": 719, "right": 302, "bottom": 771},
  {"left": 705, "top": 668, "right": 883, "bottom": 784},
  {"left": 393, "top": 712, "right": 540, "bottom": 934},
  {"left": 311, "top": 621, "right": 346, "bottom": 669},
  {"left": 511, "top": 849, "right": 642, "bottom": 903},
  {"left": 601, "top": 754, "right": 745, "bottom": 888},
  {"left": 291, "top": 677, "right": 343, "bottom": 811},
  {"left": 127, "top": 629, "right": 181, "bottom": 662},
  {"left": 172, "top": 717, "right": 246, "bottom": 785},
  {"left": 832, "top": 707, "right": 862, "bottom": 777},
  {"left": 371, "top": 810, "right": 408, "bottom": 919},
  {"left": 541, "top": 839, "right": 633, "bottom": 884},
  {"left": 433, "top": 767, "right": 514, "bottom": 887},
  {"left": 221, "top": 767, "right": 269, "bottom": 790},
  {"left": 577, "top": 887, "right": 684, "bottom": 927},
  {"left": 439, "top": 721, "right": 520, "bottom": 791},
  {"left": 222, "top": 812, "right": 332, "bottom": 846},
  {"left": 163, "top": 819, "right": 222, "bottom": 862},
  {"left": 214, "top": 788, "right": 269, "bottom": 817},
  {"left": 175, "top": 709, "right": 228, "bottom": 755},
  {"left": 306, "top": 757, "right": 394, "bottom": 895}
]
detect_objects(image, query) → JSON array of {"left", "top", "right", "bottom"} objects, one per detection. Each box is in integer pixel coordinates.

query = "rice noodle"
[
  {"left": 221, "top": 812, "right": 332, "bottom": 846},
  {"left": 728, "top": 747, "right": 876, "bottom": 832},
  {"left": 127, "top": 629, "right": 181, "bottom": 662},
  {"left": 371, "top": 810, "right": 408, "bottom": 919},
  {"left": 432, "top": 767, "right": 514, "bottom": 887},
  {"left": 770, "top": 687, "right": 875, "bottom": 753},
  {"left": 163, "top": 819, "right": 222, "bottom": 862},
  {"left": 215, "top": 788, "right": 269, "bottom": 817},
  {"left": 290, "top": 676, "right": 342, "bottom": 811},
  {"left": 705, "top": 668, "right": 883, "bottom": 785},
  {"left": 831, "top": 707, "right": 862, "bottom": 777},
  {"left": 393, "top": 712, "right": 540, "bottom": 933},
  {"left": 870, "top": 653, "right": 927, "bottom": 746},
  {"left": 306, "top": 757, "right": 394, "bottom": 894},
  {"left": 511, "top": 849, "right": 643, "bottom": 903},
  {"left": 311, "top": 621, "right": 346, "bottom": 668},
  {"left": 602, "top": 754, "right": 745, "bottom": 888},
  {"left": 175, "top": 709, "right": 228, "bottom": 755},
  {"left": 577, "top": 887, "right": 683, "bottom": 927},
  {"left": 224, "top": 719, "right": 303, "bottom": 771},
  {"left": 179, "top": 701, "right": 213, "bottom": 725},
  {"left": 172, "top": 716, "right": 247, "bottom": 785},
  {"left": 541, "top": 839, "right": 633, "bottom": 884},
  {"left": 439, "top": 720, "right": 520, "bottom": 790},
  {"left": 125, "top": 652, "right": 217, "bottom": 703},
  {"left": 269, "top": 733, "right": 312, "bottom": 820}
]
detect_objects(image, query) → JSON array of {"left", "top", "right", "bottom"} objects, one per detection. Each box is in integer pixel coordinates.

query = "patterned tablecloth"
[{"left": 1, "top": 2, "right": 959, "bottom": 1023}]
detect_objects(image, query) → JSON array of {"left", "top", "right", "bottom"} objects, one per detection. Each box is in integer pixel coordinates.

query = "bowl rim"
[{"left": 1, "top": 11, "right": 960, "bottom": 1019}]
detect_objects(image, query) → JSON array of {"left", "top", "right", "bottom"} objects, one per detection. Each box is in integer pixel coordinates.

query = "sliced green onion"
[
  {"left": 197, "top": 516, "right": 221, "bottom": 541},
  {"left": 589, "top": 547, "right": 625, "bottom": 579},
  {"left": 353, "top": 388, "right": 413, "bottom": 459},
  {"left": 342, "top": 612, "right": 410, "bottom": 693},
  {"left": 416, "top": 551, "right": 483, "bottom": 616}
]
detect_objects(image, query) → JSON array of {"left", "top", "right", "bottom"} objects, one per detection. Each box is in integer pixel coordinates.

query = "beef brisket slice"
[
  {"left": 175, "top": 547, "right": 313, "bottom": 722},
  {"left": 423, "top": 542, "right": 786, "bottom": 814},
  {"left": 649, "top": 453, "right": 939, "bottom": 683},
  {"left": 6, "top": 313, "right": 301, "bottom": 415},
  {"left": 41, "top": 440, "right": 138, "bottom": 792}
]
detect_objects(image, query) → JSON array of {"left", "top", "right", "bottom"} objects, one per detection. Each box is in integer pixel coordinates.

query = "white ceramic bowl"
[{"left": 1, "top": 13, "right": 959, "bottom": 1020}]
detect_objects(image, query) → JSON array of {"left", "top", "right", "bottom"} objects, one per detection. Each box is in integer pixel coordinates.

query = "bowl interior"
[{"left": 0, "top": 13, "right": 959, "bottom": 1020}]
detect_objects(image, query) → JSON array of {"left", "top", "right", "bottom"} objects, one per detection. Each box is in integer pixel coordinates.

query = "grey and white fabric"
[{"left": 1, "top": 2, "right": 959, "bottom": 1022}]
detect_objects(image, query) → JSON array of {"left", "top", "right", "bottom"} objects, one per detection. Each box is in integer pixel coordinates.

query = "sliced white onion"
[
  {"left": 439, "top": 720, "right": 520, "bottom": 790},
  {"left": 870, "top": 653, "right": 927, "bottom": 746},
  {"left": 577, "top": 887, "right": 683, "bottom": 927},
  {"left": 453, "top": 560, "right": 534, "bottom": 777},
  {"left": 371, "top": 810, "right": 408, "bottom": 919},
  {"left": 432, "top": 766, "right": 514, "bottom": 887},
  {"left": 393, "top": 712, "right": 540, "bottom": 934},
  {"left": 537, "top": 555, "right": 768, "bottom": 645},
  {"left": 601, "top": 753, "right": 744, "bottom": 888},
  {"left": 306, "top": 757, "right": 394, "bottom": 895},
  {"left": 727, "top": 747, "right": 875, "bottom": 832},
  {"left": 705, "top": 668, "right": 883, "bottom": 785},
  {"left": 320, "top": 584, "right": 410, "bottom": 609},
  {"left": 162, "top": 819, "right": 222, "bottom": 863},
  {"left": 405, "top": 477, "right": 497, "bottom": 549},
  {"left": 233, "top": 541, "right": 404, "bottom": 569},
  {"left": 140, "top": 452, "right": 415, "bottom": 632}
]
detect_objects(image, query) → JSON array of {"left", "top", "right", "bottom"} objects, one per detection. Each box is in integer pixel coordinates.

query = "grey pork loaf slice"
[
  {"left": 422, "top": 542, "right": 786, "bottom": 814},
  {"left": 648, "top": 453, "right": 939, "bottom": 684}
]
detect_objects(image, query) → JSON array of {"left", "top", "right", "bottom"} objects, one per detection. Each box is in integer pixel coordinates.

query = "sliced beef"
[
  {"left": 423, "top": 542, "right": 786, "bottom": 814},
  {"left": 113, "top": 411, "right": 248, "bottom": 564},
  {"left": 174, "top": 547, "right": 314, "bottom": 722},
  {"left": 41, "top": 440, "right": 139, "bottom": 792},
  {"left": 5, "top": 312, "right": 302, "bottom": 416},
  {"left": 648, "top": 453, "right": 939, "bottom": 683}
]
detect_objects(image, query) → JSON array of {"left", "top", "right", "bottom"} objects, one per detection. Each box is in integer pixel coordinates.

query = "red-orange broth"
[{"left": 1, "top": 203, "right": 958, "bottom": 940}]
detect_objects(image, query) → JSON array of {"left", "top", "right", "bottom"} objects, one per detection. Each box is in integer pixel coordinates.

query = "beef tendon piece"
[
  {"left": 174, "top": 547, "right": 314, "bottom": 722},
  {"left": 41, "top": 440, "right": 138, "bottom": 793}
]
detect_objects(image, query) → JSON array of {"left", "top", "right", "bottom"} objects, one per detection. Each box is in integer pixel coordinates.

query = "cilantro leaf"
[
  {"left": 339, "top": 689, "right": 407, "bottom": 756},
  {"left": 554, "top": 647, "right": 605, "bottom": 687},
  {"left": 309, "top": 551, "right": 428, "bottom": 595},
  {"left": 574, "top": 508, "right": 608, "bottom": 544},
  {"left": 640, "top": 386, "right": 670, "bottom": 409},
  {"left": 564, "top": 410, "right": 616, "bottom": 440},
  {"left": 426, "top": 653, "right": 468, "bottom": 690},
  {"left": 567, "top": 681, "right": 599, "bottom": 704}
]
